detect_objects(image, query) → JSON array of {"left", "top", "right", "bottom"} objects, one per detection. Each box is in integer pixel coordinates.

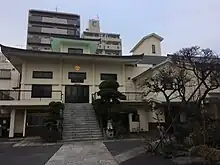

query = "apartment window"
[
  {"left": 68, "top": 48, "right": 83, "bottom": 54},
  {"left": 100, "top": 73, "right": 117, "bottom": 81},
  {"left": 31, "top": 85, "right": 52, "bottom": 98},
  {"left": 0, "top": 69, "right": 11, "bottom": 79},
  {"left": 152, "top": 44, "right": 156, "bottom": 54},
  {"left": 68, "top": 72, "right": 86, "bottom": 83},
  {"left": 32, "top": 71, "right": 53, "bottom": 79}
]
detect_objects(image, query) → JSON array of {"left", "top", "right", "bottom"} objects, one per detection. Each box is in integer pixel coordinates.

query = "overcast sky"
[{"left": 0, "top": 0, "right": 219, "bottom": 55}]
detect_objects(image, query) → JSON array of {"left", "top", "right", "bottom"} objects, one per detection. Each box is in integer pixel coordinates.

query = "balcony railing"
[
  {"left": 0, "top": 90, "right": 63, "bottom": 101},
  {"left": 92, "top": 92, "right": 145, "bottom": 102}
]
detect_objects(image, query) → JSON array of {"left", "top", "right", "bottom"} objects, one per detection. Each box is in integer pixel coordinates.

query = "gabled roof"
[
  {"left": 132, "top": 58, "right": 172, "bottom": 81},
  {"left": 130, "top": 33, "right": 164, "bottom": 53}
]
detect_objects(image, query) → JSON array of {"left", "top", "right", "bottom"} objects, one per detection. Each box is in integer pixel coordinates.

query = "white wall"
[
  {"left": 129, "top": 106, "right": 165, "bottom": 132},
  {"left": 21, "top": 59, "right": 128, "bottom": 103},
  {"left": 0, "top": 61, "right": 20, "bottom": 90},
  {"left": 132, "top": 37, "right": 162, "bottom": 55}
]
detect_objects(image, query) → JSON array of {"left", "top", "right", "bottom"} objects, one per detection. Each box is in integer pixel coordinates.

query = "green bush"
[{"left": 41, "top": 101, "right": 64, "bottom": 142}]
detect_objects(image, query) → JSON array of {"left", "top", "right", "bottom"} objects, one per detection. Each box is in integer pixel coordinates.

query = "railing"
[
  {"left": 0, "top": 90, "right": 63, "bottom": 101},
  {"left": 92, "top": 92, "right": 145, "bottom": 102}
]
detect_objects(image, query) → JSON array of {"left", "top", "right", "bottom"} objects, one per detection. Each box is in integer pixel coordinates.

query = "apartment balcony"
[
  {"left": 28, "top": 26, "right": 42, "bottom": 33},
  {"left": 102, "top": 36, "right": 121, "bottom": 42},
  {"left": 27, "top": 37, "right": 51, "bottom": 44},
  {"left": 0, "top": 90, "right": 63, "bottom": 107},
  {"left": 104, "top": 44, "right": 122, "bottom": 50},
  {"left": 91, "top": 92, "right": 145, "bottom": 103},
  {"left": 29, "top": 15, "right": 80, "bottom": 26}
]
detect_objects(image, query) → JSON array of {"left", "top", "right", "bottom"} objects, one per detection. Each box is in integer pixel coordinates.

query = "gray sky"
[{"left": 0, "top": 0, "right": 219, "bottom": 55}]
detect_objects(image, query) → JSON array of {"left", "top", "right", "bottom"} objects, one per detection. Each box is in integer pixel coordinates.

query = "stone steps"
[
  {"left": 63, "top": 136, "right": 103, "bottom": 142},
  {"left": 62, "top": 103, "right": 102, "bottom": 141}
]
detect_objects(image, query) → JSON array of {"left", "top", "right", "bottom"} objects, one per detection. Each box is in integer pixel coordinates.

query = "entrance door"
[{"left": 65, "top": 85, "right": 89, "bottom": 103}]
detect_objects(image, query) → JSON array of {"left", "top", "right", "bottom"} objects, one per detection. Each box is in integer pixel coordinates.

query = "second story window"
[
  {"left": 68, "top": 72, "right": 86, "bottom": 83},
  {"left": 32, "top": 71, "right": 53, "bottom": 79},
  {"left": 31, "top": 84, "right": 52, "bottom": 98},
  {"left": 0, "top": 69, "right": 11, "bottom": 79},
  {"left": 152, "top": 44, "right": 156, "bottom": 54},
  {"left": 68, "top": 48, "right": 83, "bottom": 54},
  {"left": 100, "top": 73, "right": 117, "bottom": 81}
]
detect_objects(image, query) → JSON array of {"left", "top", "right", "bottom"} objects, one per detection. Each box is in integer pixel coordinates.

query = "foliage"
[
  {"left": 41, "top": 101, "right": 64, "bottom": 142},
  {"left": 98, "top": 80, "right": 126, "bottom": 104},
  {"left": 97, "top": 80, "right": 126, "bottom": 118},
  {"left": 92, "top": 80, "right": 127, "bottom": 137},
  {"left": 146, "top": 46, "right": 220, "bottom": 153}
]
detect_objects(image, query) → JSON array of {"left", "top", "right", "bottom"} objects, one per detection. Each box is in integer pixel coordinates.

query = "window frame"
[
  {"left": 100, "top": 73, "right": 117, "bottom": 81},
  {"left": 0, "top": 69, "right": 11, "bottom": 80},
  {"left": 32, "top": 71, "right": 53, "bottom": 79},
  {"left": 68, "top": 48, "right": 83, "bottom": 54},
  {"left": 31, "top": 84, "right": 52, "bottom": 98},
  {"left": 68, "top": 72, "right": 86, "bottom": 83},
  {"left": 152, "top": 44, "right": 156, "bottom": 54}
]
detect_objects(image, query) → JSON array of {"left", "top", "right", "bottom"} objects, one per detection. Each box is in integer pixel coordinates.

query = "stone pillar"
[
  {"left": 122, "top": 64, "right": 126, "bottom": 91},
  {"left": 20, "top": 62, "right": 26, "bottom": 100},
  {"left": 22, "top": 109, "right": 27, "bottom": 137},
  {"left": 59, "top": 59, "right": 64, "bottom": 102},
  {"left": 91, "top": 64, "right": 96, "bottom": 103},
  {"left": 9, "top": 109, "right": 16, "bottom": 138}
]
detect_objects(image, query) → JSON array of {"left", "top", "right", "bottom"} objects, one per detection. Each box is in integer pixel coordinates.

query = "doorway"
[
  {"left": 65, "top": 85, "right": 89, "bottom": 103},
  {"left": 0, "top": 117, "right": 10, "bottom": 138}
]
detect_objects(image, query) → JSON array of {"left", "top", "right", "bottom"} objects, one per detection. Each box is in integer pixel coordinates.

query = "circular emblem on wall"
[{"left": 75, "top": 65, "right": 80, "bottom": 71}]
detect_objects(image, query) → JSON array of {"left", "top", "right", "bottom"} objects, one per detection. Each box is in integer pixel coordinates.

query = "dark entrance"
[
  {"left": 65, "top": 85, "right": 89, "bottom": 103},
  {"left": 0, "top": 117, "right": 10, "bottom": 138}
]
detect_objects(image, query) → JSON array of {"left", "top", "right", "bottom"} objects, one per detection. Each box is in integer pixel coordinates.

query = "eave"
[{"left": 0, "top": 44, "right": 144, "bottom": 72}]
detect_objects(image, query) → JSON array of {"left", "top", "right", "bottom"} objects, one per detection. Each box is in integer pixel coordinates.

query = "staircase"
[{"left": 62, "top": 103, "right": 103, "bottom": 141}]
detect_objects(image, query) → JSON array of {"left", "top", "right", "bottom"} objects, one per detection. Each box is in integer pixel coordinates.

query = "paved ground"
[
  {"left": 0, "top": 138, "right": 176, "bottom": 165},
  {"left": 104, "top": 140, "right": 144, "bottom": 156},
  {"left": 0, "top": 142, "right": 61, "bottom": 165},
  {"left": 104, "top": 139, "right": 175, "bottom": 165},
  {"left": 45, "top": 141, "right": 118, "bottom": 165},
  {"left": 120, "top": 154, "right": 175, "bottom": 165}
]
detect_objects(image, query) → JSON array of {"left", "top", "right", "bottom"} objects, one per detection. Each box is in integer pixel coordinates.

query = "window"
[
  {"left": 152, "top": 44, "right": 156, "bottom": 54},
  {"left": 0, "top": 69, "right": 11, "bottom": 79},
  {"left": 161, "top": 78, "right": 173, "bottom": 90},
  {"left": 210, "top": 74, "right": 220, "bottom": 87},
  {"left": 32, "top": 71, "right": 53, "bottom": 79},
  {"left": 132, "top": 114, "right": 140, "bottom": 122},
  {"left": 31, "top": 85, "right": 52, "bottom": 98},
  {"left": 68, "top": 48, "right": 83, "bottom": 54},
  {"left": 100, "top": 73, "right": 117, "bottom": 81},
  {"left": 68, "top": 72, "right": 86, "bottom": 83}
]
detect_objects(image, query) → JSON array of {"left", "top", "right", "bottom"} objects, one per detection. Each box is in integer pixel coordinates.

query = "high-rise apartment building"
[
  {"left": 26, "top": 9, "right": 80, "bottom": 51},
  {"left": 82, "top": 19, "right": 122, "bottom": 56}
]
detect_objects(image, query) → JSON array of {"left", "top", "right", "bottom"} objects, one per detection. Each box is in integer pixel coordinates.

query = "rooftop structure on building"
[
  {"left": 82, "top": 19, "right": 122, "bottom": 56},
  {"left": 26, "top": 9, "right": 80, "bottom": 51}
]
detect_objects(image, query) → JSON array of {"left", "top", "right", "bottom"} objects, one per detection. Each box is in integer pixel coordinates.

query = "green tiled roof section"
[{"left": 51, "top": 38, "right": 99, "bottom": 53}]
